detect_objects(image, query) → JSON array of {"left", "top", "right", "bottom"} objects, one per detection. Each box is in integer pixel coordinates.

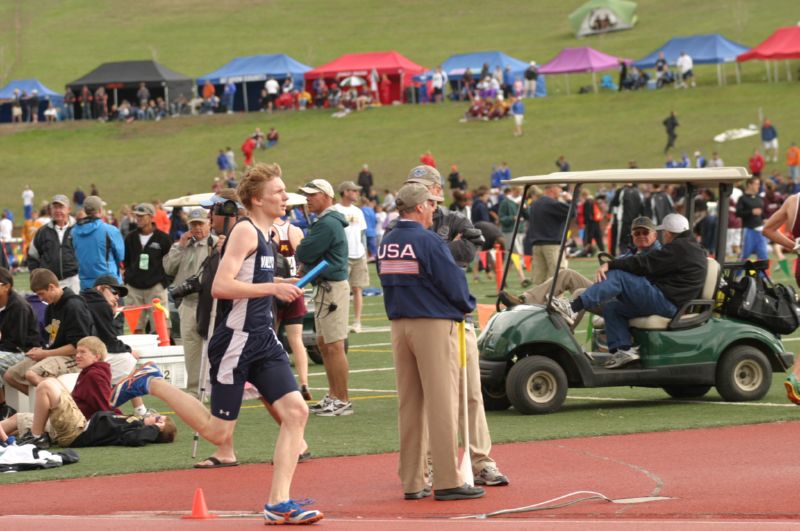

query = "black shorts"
[{"left": 207, "top": 326, "right": 299, "bottom": 420}]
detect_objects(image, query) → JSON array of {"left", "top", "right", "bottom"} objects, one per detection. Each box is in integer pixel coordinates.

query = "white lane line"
[
  {"left": 567, "top": 395, "right": 796, "bottom": 407},
  {"left": 309, "top": 366, "right": 395, "bottom": 377}
]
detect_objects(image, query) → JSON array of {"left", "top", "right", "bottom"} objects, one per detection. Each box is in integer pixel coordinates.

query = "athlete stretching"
[{"left": 111, "top": 163, "right": 322, "bottom": 524}]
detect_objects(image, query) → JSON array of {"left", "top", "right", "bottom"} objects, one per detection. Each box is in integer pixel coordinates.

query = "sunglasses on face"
[{"left": 631, "top": 229, "right": 652, "bottom": 237}]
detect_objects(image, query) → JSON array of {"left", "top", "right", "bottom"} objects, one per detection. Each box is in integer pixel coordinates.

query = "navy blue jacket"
[{"left": 378, "top": 219, "right": 475, "bottom": 320}]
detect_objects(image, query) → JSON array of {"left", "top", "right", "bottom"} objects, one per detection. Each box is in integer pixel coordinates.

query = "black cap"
[{"left": 93, "top": 275, "right": 128, "bottom": 297}]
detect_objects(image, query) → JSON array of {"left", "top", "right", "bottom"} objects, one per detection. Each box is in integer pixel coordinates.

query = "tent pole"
[
  {"left": 786, "top": 60, "right": 792, "bottom": 82},
  {"left": 765, "top": 62, "right": 771, "bottom": 83},
  {"left": 165, "top": 85, "right": 169, "bottom": 108},
  {"left": 774, "top": 62, "right": 779, "bottom": 82},
  {"left": 114, "top": 88, "right": 118, "bottom": 108},
  {"left": 242, "top": 81, "right": 248, "bottom": 112},
  {"left": 716, "top": 64, "right": 721, "bottom": 86},
  {"left": 735, "top": 62, "right": 741, "bottom": 84}
]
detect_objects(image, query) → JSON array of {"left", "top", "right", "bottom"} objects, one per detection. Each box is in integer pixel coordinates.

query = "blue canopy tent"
[
  {"left": 196, "top": 54, "right": 312, "bottom": 111},
  {"left": 633, "top": 34, "right": 750, "bottom": 85},
  {"left": 0, "top": 79, "right": 64, "bottom": 123},
  {"left": 414, "top": 51, "right": 547, "bottom": 98}
]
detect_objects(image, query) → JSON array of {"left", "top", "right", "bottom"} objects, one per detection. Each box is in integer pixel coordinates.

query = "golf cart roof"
[{"left": 504, "top": 167, "right": 751, "bottom": 187}]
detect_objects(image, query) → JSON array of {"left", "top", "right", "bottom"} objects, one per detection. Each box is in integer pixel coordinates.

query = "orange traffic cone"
[{"left": 182, "top": 487, "right": 217, "bottom": 520}]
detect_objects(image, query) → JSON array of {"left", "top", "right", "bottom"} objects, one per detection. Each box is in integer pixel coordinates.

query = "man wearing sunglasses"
[{"left": 295, "top": 179, "right": 352, "bottom": 417}]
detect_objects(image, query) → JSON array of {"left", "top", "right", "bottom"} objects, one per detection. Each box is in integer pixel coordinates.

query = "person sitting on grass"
[
  {"left": 80, "top": 274, "right": 148, "bottom": 416},
  {"left": 0, "top": 267, "right": 41, "bottom": 419},
  {"left": 1, "top": 336, "right": 119, "bottom": 448},
  {"left": 4, "top": 268, "right": 93, "bottom": 396}
]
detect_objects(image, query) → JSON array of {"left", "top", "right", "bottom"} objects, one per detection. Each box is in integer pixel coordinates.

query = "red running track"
[{"left": 2, "top": 422, "right": 799, "bottom": 528}]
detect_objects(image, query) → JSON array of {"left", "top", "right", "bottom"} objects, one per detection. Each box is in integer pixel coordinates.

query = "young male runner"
[{"left": 111, "top": 163, "right": 322, "bottom": 525}]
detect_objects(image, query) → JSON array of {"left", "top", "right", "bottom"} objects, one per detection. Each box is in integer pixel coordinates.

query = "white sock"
[{"left": 134, "top": 404, "right": 148, "bottom": 416}]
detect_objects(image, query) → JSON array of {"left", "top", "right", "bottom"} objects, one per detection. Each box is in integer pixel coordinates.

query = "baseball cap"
[
  {"left": 199, "top": 190, "right": 244, "bottom": 209},
  {"left": 631, "top": 216, "right": 656, "bottom": 231},
  {"left": 298, "top": 179, "right": 334, "bottom": 198},
  {"left": 338, "top": 181, "right": 362, "bottom": 194},
  {"left": 187, "top": 208, "right": 208, "bottom": 224},
  {"left": 83, "top": 195, "right": 105, "bottom": 216},
  {"left": 406, "top": 165, "right": 441, "bottom": 186},
  {"left": 395, "top": 183, "right": 438, "bottom": 210},
  {"left": 656, "top": 213, "right": 690, "bottom": 233},
  {"left": 133, "top": 203, "right": 156, "bottom": 216},
  {"left": 51, "top": 194, "right": 70, "bottom": 207},
  {"left": 93, "top": 274, "right": 128, "bottom": 297}
]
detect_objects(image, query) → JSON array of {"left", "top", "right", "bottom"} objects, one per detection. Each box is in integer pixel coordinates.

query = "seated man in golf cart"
[
  {"left": 550, "top": 213, "right": 707, "bottom": 369},
  {"left": 499, "top": 216, "right": 662, "bottom": 328}
]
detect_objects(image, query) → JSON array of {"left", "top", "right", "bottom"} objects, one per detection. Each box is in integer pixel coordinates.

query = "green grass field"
[
  {"left": 1, "top": 0, "right": 798, "bottom": 220},
  {"left": 2, "top": 258, "right": 798, "bottom": 485},
  {"left": 1, "top": 0, "right": 799, "bottom": 485}
]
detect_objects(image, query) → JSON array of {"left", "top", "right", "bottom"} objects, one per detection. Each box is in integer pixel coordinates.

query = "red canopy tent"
[
  {"left": 304, "top": 51, "right": 426, "bottom": 104},
  {"left": 737, "top": 26, "right": 800, "bottom": 61},
  {"left": 737, "top": 26, "right": 800, "bottom": 82}
]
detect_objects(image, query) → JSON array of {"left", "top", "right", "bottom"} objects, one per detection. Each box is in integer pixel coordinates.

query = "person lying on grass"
[
  {"left": 0, "top": 336, "right": 119, "bottom": 448},
  {"left": 69, "top": 410, "right": 176, "bottom": 447}
]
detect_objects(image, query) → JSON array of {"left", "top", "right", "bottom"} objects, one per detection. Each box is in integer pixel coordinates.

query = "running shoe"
[
  {"left": 308, "top": 395, "right": 331, "bottom": 413},
  {"left": 433, "top": 483, "right": 485, "bottom": 501},
  {"left": 549, "top": 296, "right": 577, "bottom": 325},
  {"left": 110, "top": 362, "right": 163, "bottom": 407},
  {"left": 315, "top": 399, "right": 353, "bottom": 417},
  {"left": 474, "top": 465, "right": 509, "bottom": 486},
  {"left": 604, "top": 347, "right": 640, "bottom": 369},
  {"left": 263, "top": 498, "right": 323, "bottom": 525}
]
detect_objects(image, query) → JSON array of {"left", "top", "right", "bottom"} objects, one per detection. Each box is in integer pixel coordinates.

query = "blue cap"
[{"left": 199, "top": 194, "right": 244, "bottom": 209}]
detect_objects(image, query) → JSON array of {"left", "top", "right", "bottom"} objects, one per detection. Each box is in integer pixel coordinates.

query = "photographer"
[
  {"left": 165, "top": 208, "right": 217, "bottom": 396},
  {"left": 196, "top": 190, "right": 243, "bottom": 345}
]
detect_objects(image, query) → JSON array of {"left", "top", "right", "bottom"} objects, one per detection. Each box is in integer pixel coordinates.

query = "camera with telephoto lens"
[
  {"left": 170, "top": 274, "right": 202, "bottom": 306},
  {"left": 213, "top": 199, "right": 238, "bottom": 217}
]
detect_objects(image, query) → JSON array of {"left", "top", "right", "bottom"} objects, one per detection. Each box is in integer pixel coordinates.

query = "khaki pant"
[
  {"left": 523, "top": 269, "right": 593, "bottom": 305},
  {"left": 313, "top": 280, "right": 350, "bottom": 344},
  {"left": 392, "top": 318, "right": 462, "bottom": 493},
  {"left": 461, "top": 322, "right": 495, "bottom": 473},
  {"left": 5, "top": 356, "right": 79, "bottom": 390},
  {"left": 532, "top": 244, "right": 567, "bottom": 286},
  {"left": 17, "top": 389, "right": 86, "bottom": 447},
  {"left": 179, "top": 301, "right": 203, "bottom": 395},
  {"left": 126, "top": 283, "right": 170, "bottom": 332}
]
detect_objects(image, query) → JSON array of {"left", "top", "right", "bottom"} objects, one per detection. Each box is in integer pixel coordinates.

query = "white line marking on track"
[
  {"left": 567, "top": 395, "right": 796, "bottom": 407},
  {"left": 350, "top": 342, "right": 392, "bottom": 348},
  {"left": 309, "top": 366, "right": 395, "bottom": 377}
]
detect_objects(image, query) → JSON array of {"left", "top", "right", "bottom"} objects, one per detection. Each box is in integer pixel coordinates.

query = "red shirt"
[
  {"left": 71, "top": 361, "right": 120, "bottom": 419},
  {"left": 749, "top": 153, "right": 765, "bottom": 174}
]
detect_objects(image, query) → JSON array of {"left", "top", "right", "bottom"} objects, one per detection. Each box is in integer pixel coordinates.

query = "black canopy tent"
[{"left": 67, "top": 60, "right": 193, "bottom": 115}]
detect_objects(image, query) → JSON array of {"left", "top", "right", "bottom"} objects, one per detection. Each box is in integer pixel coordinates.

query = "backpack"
[{"left": 722, "top": 270, "right": 800, "bottom": 335}]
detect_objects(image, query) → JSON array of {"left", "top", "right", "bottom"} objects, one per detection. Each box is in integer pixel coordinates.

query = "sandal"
[{"left": 193, "top": 456, "right": 239, "bottom": 469}]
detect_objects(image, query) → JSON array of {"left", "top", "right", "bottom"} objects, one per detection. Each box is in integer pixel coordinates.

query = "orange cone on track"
[{"left": 182, "top": 488, "right": 217, "bottom": 520}]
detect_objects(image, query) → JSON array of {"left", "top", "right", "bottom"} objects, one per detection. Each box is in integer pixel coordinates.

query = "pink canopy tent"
[
  {"left": 539, "top": 47, "right": 629, "bottom": 93},
  {"left": 737, "top": 26, "right": 800, "bottom": 82}
]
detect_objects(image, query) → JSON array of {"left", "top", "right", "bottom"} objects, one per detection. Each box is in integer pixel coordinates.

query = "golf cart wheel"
[
  {"left": 715, "top": 345, "right": 772, "bottom": 401},
  {"left": 481, "top": 381, "right": 511, "bottom": 411},
  {"left": 506, "top": 356, "right": 568, "bottom": 414},
  {"left": 662, "top": 385, "right": 712, "bottom": 399}
]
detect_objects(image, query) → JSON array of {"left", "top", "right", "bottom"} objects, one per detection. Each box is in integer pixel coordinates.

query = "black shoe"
[
  {"left": 434, "top": 483, "right": 485, "bottom": 501},
  {"left": 498, "top": 291, "right": 524, "bottom": 308},
  {"left": 18, "top": 430, "right": 50, "bottom": 449},
  {"left": 404, "top": 487, "right": 432, "bottom": 500}
]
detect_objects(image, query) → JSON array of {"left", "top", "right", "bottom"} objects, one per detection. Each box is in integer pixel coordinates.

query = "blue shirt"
[
  {"left": 362, "top": 206, "right": 377, "bottom": 238},
  {"left": 511, "top": 100, "right": 524, "bottom": 115},
  {"left": 378, "top": 220, "right": 475, "bottom": 320}
]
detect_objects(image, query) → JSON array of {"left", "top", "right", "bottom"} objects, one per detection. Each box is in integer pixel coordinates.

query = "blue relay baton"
[{"left": 296, "top": 260, "right": 329, "bottom": 288}]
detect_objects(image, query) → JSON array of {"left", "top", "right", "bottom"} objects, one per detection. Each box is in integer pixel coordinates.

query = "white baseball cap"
[{"left": 656, "top": 213, "right": 690, "bottom": 233}]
